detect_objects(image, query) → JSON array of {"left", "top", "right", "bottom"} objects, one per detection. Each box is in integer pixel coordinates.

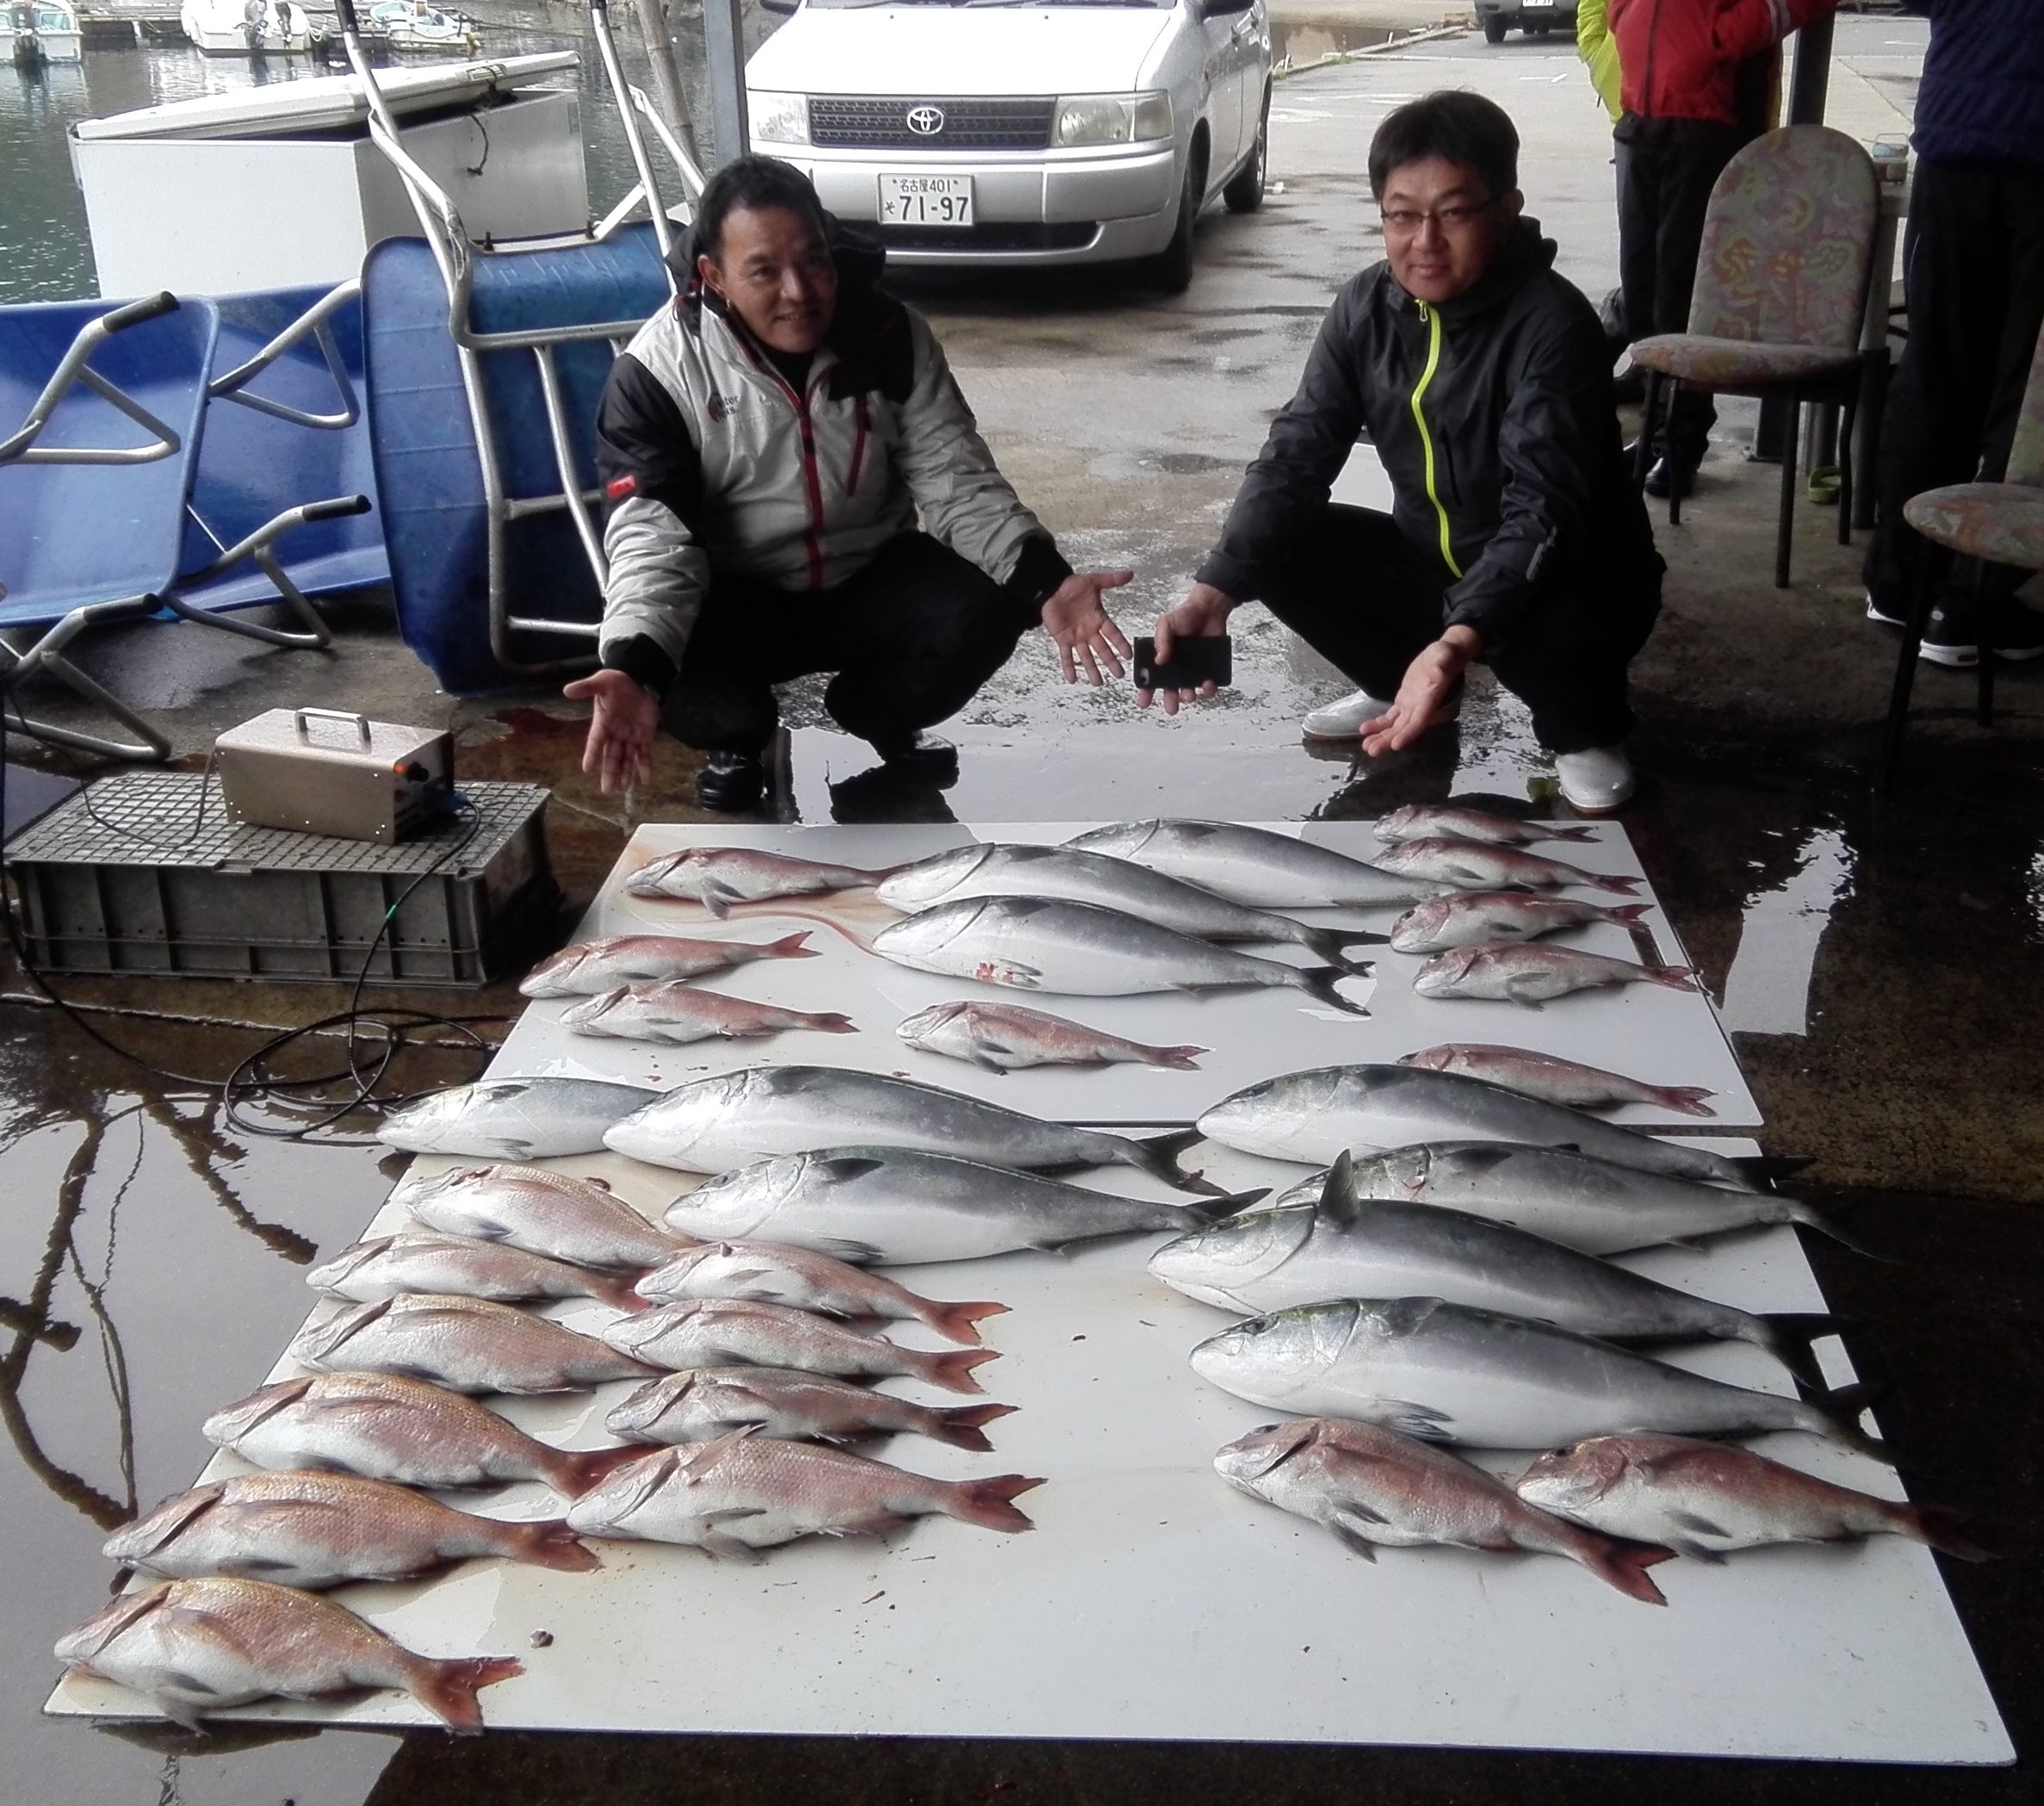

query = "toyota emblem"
[{"left": 906, "top": 104, "right": 945, "bottom": 137}]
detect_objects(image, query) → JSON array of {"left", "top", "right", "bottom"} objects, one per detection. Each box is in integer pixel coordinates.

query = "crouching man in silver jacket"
[{"left": 567, "top": 156, "right": 1135, "bottom": 811}]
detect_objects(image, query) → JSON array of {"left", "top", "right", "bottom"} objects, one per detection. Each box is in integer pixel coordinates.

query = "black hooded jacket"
[{"left": 1197, "top": 219, "right": 1663, "bottom": 648}]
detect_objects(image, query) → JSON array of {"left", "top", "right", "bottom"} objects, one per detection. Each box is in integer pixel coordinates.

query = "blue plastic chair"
[{"left": 1, "top": 293, "right": 371, "bottom": 760}]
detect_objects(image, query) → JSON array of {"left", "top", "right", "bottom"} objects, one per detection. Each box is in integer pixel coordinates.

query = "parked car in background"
[
  {"left": 1474, "top": 0, "right": 1578, "bottom": 43},
  {"left": 746, "top": 0, "right": 1273, "bottom": 289}
]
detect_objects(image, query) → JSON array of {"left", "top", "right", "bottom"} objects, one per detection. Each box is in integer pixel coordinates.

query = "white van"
[{"left": 746, "top": 0, "right": 1273, "bottom": 289}]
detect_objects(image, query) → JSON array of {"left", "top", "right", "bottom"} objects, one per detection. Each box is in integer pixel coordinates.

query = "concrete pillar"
[{"left": 700, "top": 0, "right": 750, "bottom": 170}]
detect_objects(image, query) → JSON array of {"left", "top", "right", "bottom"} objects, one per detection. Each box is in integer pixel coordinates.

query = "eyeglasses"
[{"left": 1378, "top": 195, "right": 1500, "bottom": 236}]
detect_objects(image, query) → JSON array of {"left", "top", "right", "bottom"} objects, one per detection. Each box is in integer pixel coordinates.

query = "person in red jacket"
[{"left": 1608, "top": 0, "right": 1838, "bottom": 497}]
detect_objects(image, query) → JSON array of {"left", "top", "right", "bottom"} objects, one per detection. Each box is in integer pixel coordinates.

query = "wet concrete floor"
[{"left": 3, "top": 15, "right": 2040, "bottom": 1802}]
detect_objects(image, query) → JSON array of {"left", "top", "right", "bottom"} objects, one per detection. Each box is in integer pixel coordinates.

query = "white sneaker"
[
  {"left": 1302, "top": 689, "right": 1393, "bottom": 741},
  {"left": 1556, "top": 744, "right": 1635, "bottom": 814}
]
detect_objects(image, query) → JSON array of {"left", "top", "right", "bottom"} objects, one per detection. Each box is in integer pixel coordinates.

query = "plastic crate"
[{"left": 3, "top": 775, "right": 557, "bottom": 985}]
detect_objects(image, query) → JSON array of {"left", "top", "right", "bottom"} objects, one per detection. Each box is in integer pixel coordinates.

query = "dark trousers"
[
  {"left": 1257, "top": 506, "right": 1658, "bottom": 754},
  {"left": 660, "top": 532, "right": 1034, "bottom": 754},
  {"left": 1864, "top": 158, "right": 2044, "bottom": 620},
  {"left": 1615, "top": 116, "right": 1750, "bottom": 463}
]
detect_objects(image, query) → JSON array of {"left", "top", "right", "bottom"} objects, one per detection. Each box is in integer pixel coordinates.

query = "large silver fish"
[
  {"left": 1189, "top": 1297, "right": 1884, "bottom": 1455},
  {"left": 378, "top": 1077, "right": 660, "bottom": 1159},
  {"left": 1372, "top": 838, "right": 1644, "bottom": 896},
  {"left": 1197, "top": 1063, "right": 1778, "bottom": 1190},
  {"left": 1412, "top": 942, "right": 1697, "bottom": 1006},
  {"left": 1398, "top": 1044, "right": 1717, "bottom": 1117},
  {"left": 1066, "top": 818, "right": 1443, "bottom": 909},
  {"left": 519, "top": 930, "right": 816, "bottom": 998},
  {"left": 561, "top": 983, "right": 854, "bottom": 1045},
  {"left": 605, "top": 1064, "right": 1206, "bottom": 1188},
  {"left": 1214, "top": 1418, "right": 1669, "bottom": 1604},
  {"left": 1294, "top": 1142, "right": 1859, "bottom": 1256},
  {"left": 1515, "top": 1435, "right": 1986, "bottom": 1563},
  {"left": 624, "top": 847, "right": 895, "bottom": 915},
  {"left": 103, "top": 1470, "right": 599, "bottom": 1589},
  {"left": 288, "top": 1294, "right": 657, "bottom": 1395},
  {"left": 1149, "top": 1156, "right": 1833, "bottom": 1371},
  {"left": 1374, "top": 805, "right": 1598, "bottom": 847},
  {"left": 871, "top": 897, "right": 1368, "bottom": 1015},
  {"left": 635, "top": 1239, "right": 1007, "bottom": 1344},
  {"left": 1389, "top": 892, "right": 1651, "bottom": 954},
  {"left": 896, "top": 999, "right": 1205, "bottom": 1073},
  {"left": 401, "top": 1164, "right": 689, "bottom": 1271},
  {"left": 602, "top": 1298, "right": 997, "bottom": 1393},
  {"left": 54, "top": 1578, "right": 522, "bottom": 1729},
  {"left": 664, "top": 1145, "right": 1260, "bottom": 1264},
  {"left": 606, "top": 1367, "right": 1017, "bottom": 1452},
  {"left": 307, "top": 1232, "right": 647, "bottom": 1313},
  {"left": 563, "top": 1431, "right": 1041, "bottom": 1556},
  {"left": 202, "top": 1371, "right": 643, "bottom": 1496},
  {"left": 878, "top": 842, "right": 1382, "bottom": 969}
]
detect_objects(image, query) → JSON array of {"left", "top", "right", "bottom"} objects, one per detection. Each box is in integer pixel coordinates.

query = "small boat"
[
  {"left": 179, "top": 0, "right": 317, "bottom": 56},
  {"left": 369, "top": 0, "right": 477, "bottom": 53},
  {"left": 3, "top": 0, "right": 84, "bottom": 66}
]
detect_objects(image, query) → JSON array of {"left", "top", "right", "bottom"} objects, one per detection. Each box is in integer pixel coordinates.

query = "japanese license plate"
[{"left": 879, "top": 174, "right": 975, "bottom": 228}]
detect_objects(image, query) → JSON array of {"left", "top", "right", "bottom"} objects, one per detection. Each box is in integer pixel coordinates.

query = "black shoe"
[
  {"left": 697, "top": 748, "right": 764, "bottom": 812},
  {"left": 1643, "top": 455, "right": 1698, "bottom": 500},
  {"left": 867, "top": 732, "right": 960, "bottom": 787},
  {"left": 1919, "top": 602, "right": 2044, "bottom": 668},
  {"left": 1864, "top": 590, "right": 1907, "bottom": 629}
]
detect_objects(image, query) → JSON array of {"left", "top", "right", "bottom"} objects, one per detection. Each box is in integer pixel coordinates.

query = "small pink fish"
[
  {"left": 624, "top": 847, "right": 896, "bottom": 915},
  {"left": 1389, "top": 891, "right": 1651, "bottom": 953},
  {"left": 1413, "top": 942, "right": 1696, "bottom": 1007},
  {"left": 1376, "top": 804, "right": 1597, "bottom": 846},
  {"left": 1516, "top": 1435, "right": 1989, "bottom": 1564},
  {"left": 1372, "top": 837, "right": 1643, "bottom": 895},
  {"left": 896, "top": 999, "right": 1205, "bottom": 1073},
  {"left": 561, "top": 982, "right": 853, "bottom": 1045},
  {"left": 603, "top": 1298, "right": 1000, "bottom": 1394},
  {"left": 1398, "top": 1044, "right": 1717, "bottom": 1116},
  {"left": 606, "top": 1366, "right": 1018, "bottom": 1451},
  {"left": 521, "top": 931, "right": 815, "bottom": 998},
  {"left": 635, "top": 1240, "right": 1007, "bottom": 1345}
]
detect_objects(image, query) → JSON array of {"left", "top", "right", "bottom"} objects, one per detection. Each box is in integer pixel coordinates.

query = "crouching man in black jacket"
[{"left": 1141, "top": 91, "right": 1663, "bottom": 812}]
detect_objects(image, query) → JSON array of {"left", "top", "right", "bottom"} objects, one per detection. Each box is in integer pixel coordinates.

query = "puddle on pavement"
[{"left": 1718, "top": 825, "right": 1856, "bottom": 1037}]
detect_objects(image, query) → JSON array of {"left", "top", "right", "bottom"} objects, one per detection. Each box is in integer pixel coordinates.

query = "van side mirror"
[
  {"left": 760, "top": 0, "right": 796, "bottom": 12},
  {"left": 1199, "top": 0, "right": 1254, "bottom": 16}
]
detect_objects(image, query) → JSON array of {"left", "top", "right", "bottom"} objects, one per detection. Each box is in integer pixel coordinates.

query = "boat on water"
[
  {"left": 3, "top": 0, "right": 84, "bottom": 66},
  {"left": 180, "top": 0, "right": 318, "bottom": 55},
  {"left": 369, "top": 0, "right": 478, "bottom": 53}
]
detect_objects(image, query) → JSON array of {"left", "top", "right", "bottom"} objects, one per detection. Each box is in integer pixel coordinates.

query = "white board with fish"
[
  {"left": 46, "top": 1133, "right": 2007, "bottom": 1761},
  {"left": 486, "top": 820, "right": 1762, "bottom": 1129}
]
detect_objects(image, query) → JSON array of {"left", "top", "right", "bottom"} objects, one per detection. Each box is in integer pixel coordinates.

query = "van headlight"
[
  {"left": 1052, "top": 91, "right": 1173, "bottom": 148},
  {"left": 750, "top": 92, "right": 811, "bottom": 146}
]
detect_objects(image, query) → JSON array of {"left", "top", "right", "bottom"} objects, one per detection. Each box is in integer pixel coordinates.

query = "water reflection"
[{"left": 1717, "top": 825, "right": 1855, "bottom": 1037}]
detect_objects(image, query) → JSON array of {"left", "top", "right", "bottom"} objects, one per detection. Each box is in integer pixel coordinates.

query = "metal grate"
[
  {"left": 808, "top": 96, "right": 1057, "bottom": 152},
  {"left": 879, "top": 220, "right": 1099, "bottom": 253}
]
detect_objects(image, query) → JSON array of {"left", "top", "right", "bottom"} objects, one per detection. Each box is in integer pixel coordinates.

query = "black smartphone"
[{"left": 1133, "top": 635, "right": 1233, "bottom": 692}]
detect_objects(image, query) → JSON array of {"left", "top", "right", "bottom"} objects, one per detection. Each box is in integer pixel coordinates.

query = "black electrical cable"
[{"left": 0, "top": 700, "right": 511, "bottom": 1138}]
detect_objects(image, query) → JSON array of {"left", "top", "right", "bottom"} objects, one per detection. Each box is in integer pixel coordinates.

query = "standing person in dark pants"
[
  {"left": 568, "top": 157, "right": 1134, "bottom": 811},
  {"left": 1607, "top": 0, "right": 1838, "bottom": 497},
  {"left": 1139, "top": 92, "right": 1665, "bottom": 815},
  {"left": 1864, "top": 0, "right": 2044, "bottom": 667}
]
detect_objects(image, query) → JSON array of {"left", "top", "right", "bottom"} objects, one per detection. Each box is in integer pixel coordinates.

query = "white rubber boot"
[{"left": 1556, "top": 744, "right": 1636, "bottom": 814}]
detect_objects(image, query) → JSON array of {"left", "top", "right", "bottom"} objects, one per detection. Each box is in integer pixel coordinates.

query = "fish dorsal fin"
[{"left": 1316, "top": 1151, "right": 1373, "bottom": 1224}]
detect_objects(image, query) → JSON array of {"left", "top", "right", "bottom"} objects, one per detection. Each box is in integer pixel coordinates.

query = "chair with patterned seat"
[
  {"left": 1877, "top": 320, "right": 2044, "bottom": 792},
  {"left": 1628, "top": 125, "right": 1880, "bottom": 588}
]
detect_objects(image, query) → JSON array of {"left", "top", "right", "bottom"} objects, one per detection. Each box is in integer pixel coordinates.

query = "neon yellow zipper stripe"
[{"left": 1409, "top": 301, "right": 1462, "bottom": 579}]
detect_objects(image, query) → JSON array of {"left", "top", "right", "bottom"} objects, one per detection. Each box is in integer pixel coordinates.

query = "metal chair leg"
[
  {"left": 1878, "top": 550, "right": 1937, "bottom": 793},
  {"left": 1635, "top": 373, "right": 1662, "bottom": 490},
  {"left": 1775, "top": 398, "right": 1799, "bottom": 588},
  {"left": 1837, "top": 397, "right": 1856, "bottom": 547},
  {"left": 1665, "top": 384, "right": 1683, "bottom": 527},
  {"left": 1972, "top": 562, "right": 1994, "bottom": 729}
]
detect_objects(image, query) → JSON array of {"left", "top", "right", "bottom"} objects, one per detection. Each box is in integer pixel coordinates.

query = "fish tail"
[
  {"left": 1647, "top": 1084, "right": 1717, "bottom": 1117},
  {"left": 1300, "top": 927, "right": 1385, "bottom": 973},
  {"left": 1648, "top": 965, "right": 1699, "bottom": 990},
  {"left": 1726, "top": 1152, "right": 1817, "bottom": 1192},
  {"left": 1806, "top": 1381, "right": 1894, "bottom": 1466},
  {"left": 809, "top": 1013, "right": 858, "bottom": 1034},
  {"left": 1123, "top": 1126, "right": 1217, "bottom": 1195},
  {"left": 1750, "top": 1311, "right": 1843, "bottom": 1387},
  {"left": 1546, "top": 823, "right": 1599, "bottom": 841},
  {"left": 1299, "top": 965, "right": 1370, "bottom": 1017},
  {"left": 594, "top": 1273, "right": 657, "bottom": 1313},
  {"left": 1902, "top": 1502, "right": 1992, "bottom": 1563},
  {"left": 1183, "top": 1187, "right": 1273, "bottom": 1227},
  {"left": 942, "top": 1473, "right": 1045, "bottom": 1533},
  {"left": 1576, "top": 1537, "right": 1674, "bottom": 1604},
  {"left": 931, "top": 1402, "right": 1020, "bottom": 1453},
  {"left": 1787, "top": 1199, "right": 1890, "bottom": 1261},
  {"left": 916, "top": 1347, "right": 1000, "bottom": 1395},
  {"left": 768, "top": 932, "right": 820, "bottom": 959},
  {"left": 924, "top": 1300, "right": 1010, "bottom": 1348},
  {"left": 412, "top": 1654, "right": 523, "bottom": 1730},
  {"left": 1592, "top": 873, "right": 1645, "bottom": 896},
  {"left": 512, "top": 1518, "right": 603, "bottom": 1573},
  {"left": 1145, "top": 1044, "right": 1209, "bottom": 1071},
  {"left": 1609, "top": 903, "right": 1654, "bottom": 923},
  {"left": 555, "top": 1443, "right": 656, "bottom": 1497}
]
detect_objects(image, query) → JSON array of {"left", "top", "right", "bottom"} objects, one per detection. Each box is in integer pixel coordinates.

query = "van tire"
[
  {"left": 1483, "top": 13, "right": 1507, "bottom": 43},
  {"left": 1151, "top": 145, "right": 1205, "bottom": 294},
  {"left": 1223, "top": 92, "right": 1269, "bottom": 214}
]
